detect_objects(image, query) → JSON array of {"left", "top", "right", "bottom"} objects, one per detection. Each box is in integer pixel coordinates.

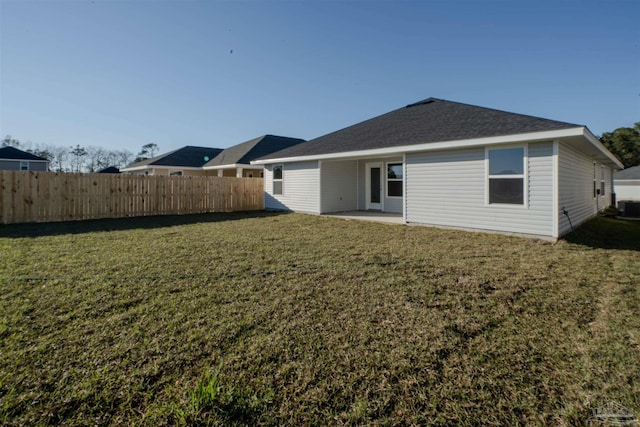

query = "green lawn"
[{"left": 1, "top": 212, "right": 639, "bottom": 426}]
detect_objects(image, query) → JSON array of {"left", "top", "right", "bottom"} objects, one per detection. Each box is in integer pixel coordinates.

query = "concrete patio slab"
[{"left": 323, "top": 211, "right": 404, "bottom": 225}]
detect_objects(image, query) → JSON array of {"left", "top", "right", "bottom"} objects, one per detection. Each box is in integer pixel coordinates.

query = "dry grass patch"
[{"left": 0, "top": 212, "right": 638, "bottom": 426}]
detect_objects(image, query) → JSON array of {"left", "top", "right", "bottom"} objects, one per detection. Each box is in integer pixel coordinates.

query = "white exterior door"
[{"left": 366, "top": 162, "right": 383, "bottom": 210}]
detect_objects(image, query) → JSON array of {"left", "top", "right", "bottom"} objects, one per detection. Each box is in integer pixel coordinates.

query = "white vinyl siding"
[
  {"left": 264, "top": 161, "right": 320, "bottom": 213},
  {"left": 406, "top": 142, "right": 554, "bottom": 237},
  {"left": 320, "top": 160, "right": 358, "bottom": 213},
  {"left": 557, "top": 143, "right": 613, "bottom": 236},
  {"left": 614, "top": 180, "right": 640, "bottom": 202}
]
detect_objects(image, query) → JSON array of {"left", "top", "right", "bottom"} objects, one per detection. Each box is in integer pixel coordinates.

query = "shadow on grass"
[
  {"left": 0, "top": 210, "right": 291, "bottom": 238},
  {"left": 563, "top": 216, "right": 640, "bottom": 251}
]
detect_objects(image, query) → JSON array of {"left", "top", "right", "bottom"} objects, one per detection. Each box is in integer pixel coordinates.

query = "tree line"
[
  {"left": 3, "top": 121, "right": 639, "bottom": 173},
  {"left": 599, "top": 122, "right": 640, "bottom": 169},
  {"left": 2, "top": 136, "right": 159, "bottom": 173}
]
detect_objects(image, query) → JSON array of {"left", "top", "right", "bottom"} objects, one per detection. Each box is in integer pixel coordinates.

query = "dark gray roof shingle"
[
  {"left": 125, "top": 146, "right": 223, "bottom": 168},
  {"left": 205, "top": 135, "right": 304, "bottom": 167},
  {"left": 257, "top": 98, "right": 581, "bottom": 160},
  {"left": 614, "top": 165, "right": 640, "bottom": 180},
  {"left": 0, "top": 146, "right": 49, "bottom": 161}
]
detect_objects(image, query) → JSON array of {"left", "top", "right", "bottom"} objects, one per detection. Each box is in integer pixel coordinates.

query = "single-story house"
[
  {"left": 203, "top": 135, "right": 305, "bottom": 177},
  {"left": 614, "top": 165, "right": 640, "bottom": 202},
  {"left": 252, "top": 98, "right": 623, "bottom": 239},
  {"left": 120, "top": 146, "right": 223, "bottom": 176},
  {"left": 0, "top": 146, "right": 49, "bottom": 171}
]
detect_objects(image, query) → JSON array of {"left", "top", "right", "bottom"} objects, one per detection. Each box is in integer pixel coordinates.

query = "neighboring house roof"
[
  {"left": 97, "top": 166, "right": 120, "bottom": 174},
  {"left": 0, "top": 146, "right": 49, "bottom": 162},
  {"left": 614, "top": 165, "right": 640, "bottom": 180},
  {"left": 203, "top": 135, "right": 305, "bottom": 169},
  {"left": 121, "top": 146, "right": 223, "bottom": 171},
  {"left": 253, "top": 98, "right": 622, "bottom": 169}
]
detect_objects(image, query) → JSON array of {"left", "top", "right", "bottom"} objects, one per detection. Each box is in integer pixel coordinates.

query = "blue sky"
[{"left": 1, "top": 0, "right": 638, "bottom": 154}]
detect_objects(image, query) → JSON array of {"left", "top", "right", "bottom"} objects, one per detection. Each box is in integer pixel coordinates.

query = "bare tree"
[
  {"left": 117, "top": 150, "right": 135, "bottom": 168},
  {"left": 49, "top": 145, "right": 70, "bottom": 172},
  {"left": 70, "top": 145, "right": 88, "bottom": 173},
  {"left": 86, "top": 146, "right": 109, "bottom": 172},
  {"left": 2, "top": 135, "right": 21, "bottom": 147}
]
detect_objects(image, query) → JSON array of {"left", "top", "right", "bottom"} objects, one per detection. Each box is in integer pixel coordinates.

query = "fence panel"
[{"left": 0, "top": 171, "right": 264, "bottom": 224}]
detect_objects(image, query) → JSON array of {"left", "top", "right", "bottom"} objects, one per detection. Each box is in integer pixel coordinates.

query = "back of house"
[{"left": 253, "top": 98, "right": 623, "bottom": 239}]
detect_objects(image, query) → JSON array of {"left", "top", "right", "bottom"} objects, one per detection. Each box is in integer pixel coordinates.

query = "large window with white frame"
[
  {"left": 600, "top": 166, "right": 605, "bottom": 196},
  {"left": 273, "top": 164, "right": 283, "bottom": 195},
  {"left": 20, "top": 161, "right": 29, "bottom": 171},
  {"left": 386, "top": 163, "right": 403, "bottom": 198},
  {"left": 487, "top": 146, "right": 526, "bottom": 205}
]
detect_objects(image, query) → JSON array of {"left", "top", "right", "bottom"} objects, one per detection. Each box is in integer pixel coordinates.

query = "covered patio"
[{"left": 323, "top": 210, "right": 404, "bottom": 224}]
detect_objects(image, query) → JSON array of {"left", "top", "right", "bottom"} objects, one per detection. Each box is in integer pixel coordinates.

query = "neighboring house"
[
  {"left": 203, "top": 135, "right": 305, "bottom": 177},
  {"left": 253, "top": 98, "right": 623, "bottom": 239},
  {"left": 0, "top": 146, "right": 49, "bottom": 171},
  {"left": 614, "top": 165, "right": 640, "bottom": 202},
  {"left": 120, "top": 146, "right": 223, "bottom": 176},
  {"left": 97, "top": 166, "right": 120, "bottom": 174}
]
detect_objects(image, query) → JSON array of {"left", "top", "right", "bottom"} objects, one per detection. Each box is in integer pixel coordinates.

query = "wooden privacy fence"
[{"left": 0, "top": 171, "right": 264, "bottom": 224}]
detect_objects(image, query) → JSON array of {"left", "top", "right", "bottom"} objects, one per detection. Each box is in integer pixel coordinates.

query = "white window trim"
[
  {"left": 272, "top": 164, "right": 284, "bottom": 195},
  {"left": 485, "top": 144, "right": 528, "bottom": 209},
  {"left": 20, "top": 161, "right": 29, "bottom": 171},
  {"left": 385, "top": 162, "right": 403, "bottom": 199},
  {"left": 365, "top": 162, "right": 383, "bottom": 210},
  {"left": 169, "top": 170, "right": 183, "bottom": 176}
]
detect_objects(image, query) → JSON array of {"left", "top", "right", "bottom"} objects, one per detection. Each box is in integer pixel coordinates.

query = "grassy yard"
[{"left": 1, "top": 212, "right": 639, "bottom": 426}]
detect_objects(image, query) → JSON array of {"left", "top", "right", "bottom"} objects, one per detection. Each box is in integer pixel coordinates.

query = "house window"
[
  {"left": 487, "top": 147, "right": 525, "bottom": 205},
  {"left": 387, "top": 163, "right": 403, "bottom": 197},
  {"left": 600, "top": 166, "right": 605, "bottom": 196},
  {"left": 20, "top": 161, "right": 29, "bottom": 171},
  {"left": 169, "top": 171, "right": 183, "bottom": 176},
  {"left": 273, "top": 165, "right": 283, "bottom": 195}
]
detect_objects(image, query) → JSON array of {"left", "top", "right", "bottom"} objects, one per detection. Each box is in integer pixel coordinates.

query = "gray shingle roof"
[
  {"left": 256, "top": 98, "right": 581, "bottom": 160},
  {"left": 125, "top": 146, "right": 223, "bottom": 168},
  {"left": 97, "top": 166, "right": 120, "bottom": 174},
  {"left": 0, "top": 146, "right": 48, "bottom": 161},
  {"left": 205, "top": 135, "right": 304, "bottom": 167},
  {"left": 614, "top": 165, "right": 640, "bottom": 180}
]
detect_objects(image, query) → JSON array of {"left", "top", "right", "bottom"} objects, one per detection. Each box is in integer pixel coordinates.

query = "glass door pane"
[{"left": 371, "top": 167, "right": 381, "bottom": 203}]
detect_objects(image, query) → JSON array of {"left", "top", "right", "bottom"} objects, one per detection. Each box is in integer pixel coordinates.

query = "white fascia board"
[
  {"left": 582, "top": 128, "right": 625, "bottom": 169},
  {"left": 251, "top": 128, "right": 586, "bottom": 165},
  {"left": 120, "top": 165, "right": 204, "bottom": 172},
  {"left": 120, "top": 165, "right": 152, "bottom": 172},
  {"left": 615, "top": 179, "right": 640, "bottom": 185},
  {"left": 0, "top": 158, "right": 49, "bottom": 163},
  {"left": 202, "top": 163, "right": 262, "bottom": 170}
]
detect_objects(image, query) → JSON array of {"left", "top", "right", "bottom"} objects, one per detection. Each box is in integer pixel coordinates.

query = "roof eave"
[
  {"left": 120, "top": 165, "right": 206, "bottom": 172},
  {"left": 581, "top": 127, "right": 624, "bottom": 169},
  {"left": 202, "top": 163, "right": 263, "bottom": 170},
  {"left": 0, "top": 158, "right": 49, "bottom": 163},
  {"left": 252, "top": 128, "right": 588, "bottom": 164}
]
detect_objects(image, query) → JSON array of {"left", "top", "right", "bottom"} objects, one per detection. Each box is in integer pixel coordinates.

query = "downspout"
[
  {"left": 402, "top": 153, "right": 407, "bottom": 224},
  {"left": 552, "top": 141, "right": 559, "bottom": 238}
]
